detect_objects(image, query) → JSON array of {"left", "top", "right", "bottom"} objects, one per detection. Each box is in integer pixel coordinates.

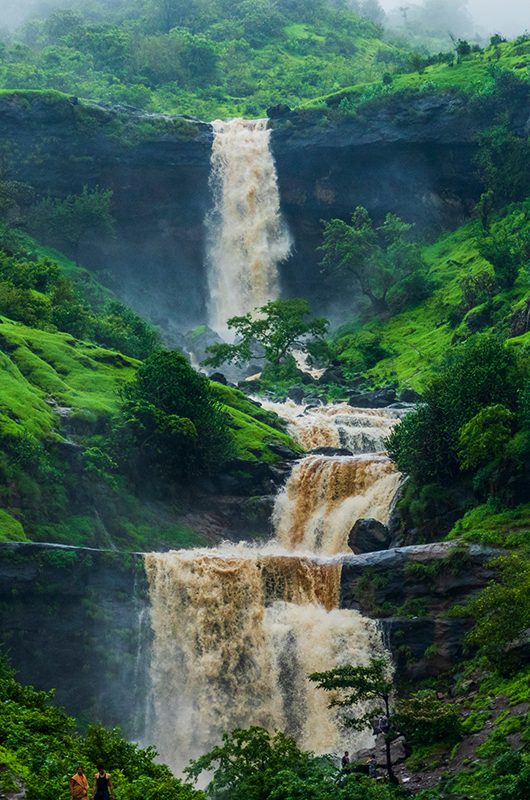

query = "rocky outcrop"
[
  {"left": 341, "top": 542, "right": 499, "bottom": 680},
  {"left": 0, "top": 542, "right": 148, "bottom": 736}
]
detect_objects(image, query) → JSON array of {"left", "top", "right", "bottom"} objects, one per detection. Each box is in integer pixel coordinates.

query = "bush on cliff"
[
  {"left": 116, "top": 349, "right": 234, "bottom": 484},
  {"left": 387, "top": 334, "right": 527, "bottom": 496},
  {"left": 320, "top": 206, "right": 430, "bottom": 316}
]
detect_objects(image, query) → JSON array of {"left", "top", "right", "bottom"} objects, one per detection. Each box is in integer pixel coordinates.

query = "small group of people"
[
  {"left": 341, "top": 750, "right": 378, "bottom": 778},
  {"left": 70, "top": 765, "right": 115, "bottom": 800}
]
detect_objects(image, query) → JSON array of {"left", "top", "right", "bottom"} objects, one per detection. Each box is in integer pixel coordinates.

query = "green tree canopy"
[
  {"left": 186, "top": 726, "right": 400, "bottom": 800},
  {"left": 117, "top": 349, "right": 234, "bottom": 483},
  {"left": 29, "top": 186, "right": 115, "bottom": 264},
  {"left": 465, "top": 554, "right": 530, "bottom": 669},
  {"left": 204, "top": 299, "right": 328, "bottom": 368},
  {"left": 309, "top": 658, "right": 396, "bottom": 782},
  {"left": 387, "top": 334, "right": 522, "bottom": 487},
  {"left": 319, "top": 206, "right": 430, "bottom": 315}
]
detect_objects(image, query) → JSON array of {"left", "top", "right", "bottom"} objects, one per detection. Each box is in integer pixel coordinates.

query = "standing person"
[
  {"left": 93, "top": 765, "right": 115, "bottom": 800},
  {"left": 70, "top": 766, "right": 89, "bottom": 800},
  {"left": 341, "top": 750, "right": 351, "bottom": 772}
]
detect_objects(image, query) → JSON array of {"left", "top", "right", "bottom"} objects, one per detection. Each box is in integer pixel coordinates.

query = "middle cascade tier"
[
  {"left": 273, "top": 453, "right": 400, "bottom": 555},
  {"left": 263, "top": 400, "right": 403, "bottom": 555}
]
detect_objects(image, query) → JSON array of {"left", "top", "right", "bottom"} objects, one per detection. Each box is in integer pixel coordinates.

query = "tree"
[
  {"left": 309, "top": 658, "right": 397, "bottom": 783},
  {"left": 186, "top": 726, "right": 398, "bottom": 800},
  {"left": 204, "top": 299, "right": 328, "bottom": 369},
  {"left": 320, "top": 207, "right": 429, "bottom": 315},
  {"left": 465, "top": 555, "right": 530, "bottom": 669},
  {"left": 116, "top": 350, "right": 234, "bottom": 484},
  {"left": 387, "top": 334, "right": 520, "bottom": 486},
  {"left": 393, "top": 690, "right": 462, "bottom": 746},
  {"left": 30, "top": 186, "right": 115, "bottom": 264},
  {"left": 478, "top": 209, "right": 530, "bottom": 288},
  {"left": 458, "top": 404, "right": 515, "bottom": 471}
]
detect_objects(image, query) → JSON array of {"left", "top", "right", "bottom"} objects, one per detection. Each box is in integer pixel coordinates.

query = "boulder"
[
  {"left": 287, "top": 385, "right": 305, "bottom": 404},
  {"left": 267, "top": 103, "right": 292, "bottom": 118},
  {"left": 356, "top": 734, "right": 407, "bottom": 768},
  {"left": 209, "top": 371, "right": 227, "bottom": 385},
  {"left": 399, "top": 388, "right": 422, "bottom": 403},
  {"left": 510, "top": 299, "right": 530, "bottom": 337},
  {"left": 317, "top": 366, "right": 344, "bottom": 385},
  {"left": 349, "top": 388, "right": 397, "bottom": 408},
  {"left": 375, "top": 734, "right": 407, "bottom": 767},
  {"left": 348, "top": 518, "right": 390, "bottom": 554}
]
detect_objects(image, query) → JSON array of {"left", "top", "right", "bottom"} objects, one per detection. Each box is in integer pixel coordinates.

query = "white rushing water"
[
  {"left": 145, "top": 402, "right": 402, "bottom": 772},
  {"left": 206, "top": 118, "right": 291, "bottom": 336}
]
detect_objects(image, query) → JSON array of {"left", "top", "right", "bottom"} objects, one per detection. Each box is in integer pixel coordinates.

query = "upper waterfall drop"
[{"left": 206, "top": 118, "right": 291, "bottom": 335}]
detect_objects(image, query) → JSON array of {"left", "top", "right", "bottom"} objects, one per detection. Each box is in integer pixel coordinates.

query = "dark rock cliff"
[
  {"left": 0, "top": 542, "right": 149, "bottom": 737},
  {"left": 4, "top": 89, "right": 525, "bottom": 329},
  {"left": 0, "top": 93, "right": 212, "bottom": 329},
  {"left": 341, "top": 542, "right": 499, "bottom": 681},
  {"left": 272, "top": 93, "right": 502, "bottom": 309}
]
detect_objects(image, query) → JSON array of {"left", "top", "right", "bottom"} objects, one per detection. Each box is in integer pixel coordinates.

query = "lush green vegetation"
[
  {"left": 320, "top": 207, "right": 430, "bottom": 315},
  {"left": 304, "top": 36, "right": 530, "bottom": 116},
  {"left": 188, "top": 726, "right": 402, "bottom": 800},
  {"left": 0, "top": 232, "right": 297, "bottom": 546},
  {"left": 205, "top": 299, "right": 328, "bottom": 369},
  {"left": 0, "top": 0, "right": 414, "bottom": 119},
  {"left": 0, "top": 657, "right": 204, "bottom": 800}
]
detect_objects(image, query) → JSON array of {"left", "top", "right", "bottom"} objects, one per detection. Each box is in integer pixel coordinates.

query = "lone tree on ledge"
[
  {"left": 310, "top": 657, "right": 397, "bottom": 784},
  {"left": 204, "top": 298, "right": 328, "bottom": 369}
]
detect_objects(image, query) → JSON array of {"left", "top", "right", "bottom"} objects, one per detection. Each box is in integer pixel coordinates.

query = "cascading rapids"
[
  {"left": 206, "top": 118, "right": 291, "bottom": 336},
  {"left": 144, "top": 402, "right": 402, "bottom": 772}
]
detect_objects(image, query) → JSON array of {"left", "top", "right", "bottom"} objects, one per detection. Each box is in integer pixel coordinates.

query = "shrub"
[
  {"left": 116, "top": 350, "right": 234, "bottom": 484},
  {"left": 394, "top": 691, "right": 463, "bottom": 746}
]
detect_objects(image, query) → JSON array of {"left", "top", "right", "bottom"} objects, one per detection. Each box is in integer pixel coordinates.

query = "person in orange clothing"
[{"left": 70, "top": 766, "right": 89, "bottom": 800}]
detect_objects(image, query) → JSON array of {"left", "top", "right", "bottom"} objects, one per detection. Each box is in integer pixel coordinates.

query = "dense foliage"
[
  {"left": 187, "top": 727, "right": 402, "bottom": 800},
  {"left": 320, "top": 207, "right": 430, "bottom": 315},
  {"left": 0, "top": 657, "right": 204, "bottom": 800},
  {"left": 0, "top": 0, "right": 412, "bottom": 118},
  {"left": 205, "top": 299, "right": 328, "bottom": 369},
  {"left": 0, "top": 243, "right": 160, "bottom": 358},
  {"left": 387, "top": 334, "right": 530, "bottom": 505},
  {"left": 116, "top": 349, "right": 234, "bottom": 484}
]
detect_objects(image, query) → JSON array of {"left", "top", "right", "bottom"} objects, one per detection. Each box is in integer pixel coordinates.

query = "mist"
[{"left": 379, "top": 0, "right": 529, "bottom": 39}]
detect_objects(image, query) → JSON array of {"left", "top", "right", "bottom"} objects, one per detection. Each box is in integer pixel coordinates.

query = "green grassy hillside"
[
  {"left": 306, "top": 35, "right": 530, "bottom": 114},
  {"left": 0, "top": 237, "right": 298, "bottom": 548},
  {"left": 333, "top": 213, "right": 530, "bottom": 393}
]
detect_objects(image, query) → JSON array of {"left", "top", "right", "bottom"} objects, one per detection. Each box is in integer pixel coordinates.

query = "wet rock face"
[
  {"left": 340, "top": 543, "right": 499, "bottom": 680},
  {"left": 272, "top": 92, "right": 495, "bottom": 308},
  {"left": 348, "top": 518, "right": 390, "bottom": 554},
  {"left": 0, "top": 542, "right": 149, "bottom": 737},
  {"left": 0, "top": 95, "right": 213, "bottom": 328}
]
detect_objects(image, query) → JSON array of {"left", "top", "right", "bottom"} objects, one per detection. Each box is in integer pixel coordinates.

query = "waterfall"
[
  {"left": 269, "top": 402, "right": 402, "bottom": 554},
  {"left": 273, "top": 454, "right": 401, "bottom": 555},
  {"left": 260, "top": 400, "right": 402, "bottom": 453},
  {"left": 206, "top": 119, "right": 291, "bottom": 335},
  {"left": 145, "top": 547, "right": 380, "bottom": 771},
  {"left": 144, "top": 403, "right": 401, "bottom": 771}
]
